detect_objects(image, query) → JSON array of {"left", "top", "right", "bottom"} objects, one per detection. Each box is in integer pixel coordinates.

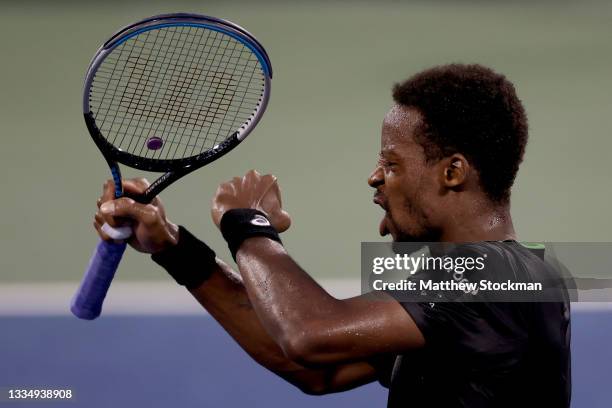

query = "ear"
[{"left": 441, "top": 154, "right": 469, "bottom": 188}]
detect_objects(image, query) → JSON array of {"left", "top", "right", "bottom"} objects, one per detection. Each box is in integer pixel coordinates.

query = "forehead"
[{"left": 381, "top": 104, "right": 423, "bottom": 152}]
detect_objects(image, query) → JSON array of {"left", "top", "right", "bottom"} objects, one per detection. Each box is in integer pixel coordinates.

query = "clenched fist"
[
  {"left": 95, "top": 178, "right": 179, "bottom": 254},
  {"left": 211, "top": 170, "right": 292, "bottom": 232}
]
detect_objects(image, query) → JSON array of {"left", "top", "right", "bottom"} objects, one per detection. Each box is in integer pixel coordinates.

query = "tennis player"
[{"left": 94, "top": 64, "right": 571, "bottom": 407}]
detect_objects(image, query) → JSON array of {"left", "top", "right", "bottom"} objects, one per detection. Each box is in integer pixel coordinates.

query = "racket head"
[
  {"left": 83, "top": 13, "right": 272, "bottom": 173},
  {"left": 73, "top": 14, "right": 272, "bottom": 320}
]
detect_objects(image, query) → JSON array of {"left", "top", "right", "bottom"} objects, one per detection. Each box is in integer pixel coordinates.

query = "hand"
[
  {"left": 94, "top": 178, "right": 179, "bottom": 254},
  {"left": 211, "top": 170, "right": 292, "bottom": 232}
]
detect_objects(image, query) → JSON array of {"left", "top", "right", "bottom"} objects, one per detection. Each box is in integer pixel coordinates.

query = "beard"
[{"left": 386, "top": 199, "right": 440, "bottom": 242}]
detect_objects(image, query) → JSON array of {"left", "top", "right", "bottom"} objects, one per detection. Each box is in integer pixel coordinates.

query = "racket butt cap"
[{"left": 70, "top": 303, "right": 101, "bottom": 320}]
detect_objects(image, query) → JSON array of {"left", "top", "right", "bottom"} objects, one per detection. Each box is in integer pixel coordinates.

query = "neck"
[{"left": 439, "top": 199, "right": 516, "bottom": 242}]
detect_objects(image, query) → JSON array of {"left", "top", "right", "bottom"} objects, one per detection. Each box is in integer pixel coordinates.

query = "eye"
[
  {"left": 377, "top": 153, "right": 398, "bottom": 170},
  {"left": 382, "top": 159, "right": 396, "bottom": 168}
]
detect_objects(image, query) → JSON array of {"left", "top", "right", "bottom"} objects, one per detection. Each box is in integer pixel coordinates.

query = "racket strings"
[
  {"left": 102, "top": 28, "right": 162, "bottom": 157},
  {"left": 198, "top": 34, "right": 246, "bottom": 156},
  {"left": 121, "top": 26, "right": 211, "bottom": 158},
  {"left": 93, "top": 41, "right": 263, "bottom": 121},
  {"left": 89, "top": 24, "right": 265, "bottom": 161},
  {"left": 215, "top": 44, "right": 261, "bottom": 150},
  {"left": 143, "top": 26, "right": 212, "bottom": 160},
  {"left": 179, "top": 29, "right": 242, "bottom": 159}
]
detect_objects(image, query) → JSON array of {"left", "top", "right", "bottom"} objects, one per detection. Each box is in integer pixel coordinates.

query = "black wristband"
[
  {"left": 220, "top": 209, "right": 282, "bottom": 260},
  {"left": 151, "top": 226, "right": 217, "bottom": 289}
]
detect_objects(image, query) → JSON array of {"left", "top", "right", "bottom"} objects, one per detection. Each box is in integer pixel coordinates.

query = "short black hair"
[{"left": 392, "top": 64, "right": 528, "bottom": 203}]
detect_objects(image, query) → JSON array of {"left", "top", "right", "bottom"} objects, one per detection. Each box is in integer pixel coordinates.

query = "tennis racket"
[{"left": 71, "top": 13, "right": 272, "bottom": 319}]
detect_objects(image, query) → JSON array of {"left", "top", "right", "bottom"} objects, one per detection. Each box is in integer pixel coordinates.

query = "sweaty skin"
[
  {"left": 94, "top": 105, "right": 516, "bottom": 394},
  {"left": 370, "top": 105, "right": 516, "bottom": 242},
  {"left": 210, "top": 171, "right": 291, "bottom": 232},
  {"left": 96, "top": 178, "right": 383, "bottom": 394}
]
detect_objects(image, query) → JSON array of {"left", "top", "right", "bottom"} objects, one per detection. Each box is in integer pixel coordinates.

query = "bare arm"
[
  {"left": 235, "top": 237, "right": 424, "bottom": 366},
  {"left": 188, "top": 260, "right": 381, "bottom": 394},
  {"left": 94, "top": 178, "right": 382, "bottom": 394},
  {"left": 210, "top": 170, "right": 425, "bottom": 366}
]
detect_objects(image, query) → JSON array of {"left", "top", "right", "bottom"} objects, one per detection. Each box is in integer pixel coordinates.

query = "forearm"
[
  {"left": 188, "top": 258, "right": 299, "bottom": 371},
  {"left": 187, "top": 259, "right": 378, "bottom": 395},
  {"left": 151, "top": 226, "right": 299, "bottom": 372},
  {"left": 234, "top": 236, "right": 424, "bottom": 364},
  {"left": 235, "top": 237, "right": 342, "bottom": 359}
]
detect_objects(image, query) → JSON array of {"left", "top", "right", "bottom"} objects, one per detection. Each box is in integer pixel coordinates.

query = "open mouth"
[
  {"left": 373, "top": 193, "right": 390, "bottom": 236},
  {"left": 373, "top": 193, "right": 387, "bottom": 210},
  {"left": 379, "top": 214, "right": 391, "bottom": 237}
]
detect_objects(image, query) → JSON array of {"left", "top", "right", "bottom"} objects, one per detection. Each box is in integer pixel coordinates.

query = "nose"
[{"left": 368, "top": 165, "right": 384, "bottom": 188}]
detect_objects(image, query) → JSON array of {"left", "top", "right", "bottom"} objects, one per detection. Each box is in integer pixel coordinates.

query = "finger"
[
  {"left": 269, "top": 178, "right": 283, "bottom": 205},
  {"left": 278, "top": 209, "right": 292, "bottom": 231},
  {"left": 101, "top": 179, "right": 116, "bottom": 202},
  {"left": 210, "top": 207, "right": 223, "bottom": 227},
  {"left": 127, "top": 180, "right": 161, "bottom": 208},
  {"left": 246, "top": 169, "right": 261, "bottom": 179},
  {"left": 101, "top": 197, "right": 158, "bottom": 224},
  {"left": 94, "top": 212, "right": 104, "bottom": 227},
  {"left": 131, "top": 178, "right": 151, "bottom": 188},
  {"left": 261, "top": 174, "right": 278, "bottom": 191},
  {"left": 256, "top": 173, "right": 276, "bottom": 193},
  {"left": 214, "top": 181, "right": 237, "bottom": 198},
  {"left": 246, "top": 170, "right": 267, "bottom": 203},
  {"left": 258, "top": 177, "right": 281, "bottom": 208},
  {"left": 231, "top": 176, "right": 242, "bottom": 188},
  {"left": 99, "top": 200, "right": 126, "bottom": 228},
  {"left": 122, "top": 178, "right": 150, "bottom": 196},
  {"left": 99, "top": 198, "right": 139, "bottom": 228},
  {"left": 211, "top": 186, "right": 224, "bottom": 216},
  {"left": 256, "top": 179, "right": 273, "bottom": 207},
  {"left": 244, "top": 169, "right": 261, "bottom": 188}
]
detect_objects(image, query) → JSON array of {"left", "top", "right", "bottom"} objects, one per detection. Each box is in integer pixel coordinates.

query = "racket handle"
[
  {"left": 71, "top": 239, "right": 127, "bottom": 320},
  {"left": 101, "top": 223, "right": 132, "bottom": 240}
]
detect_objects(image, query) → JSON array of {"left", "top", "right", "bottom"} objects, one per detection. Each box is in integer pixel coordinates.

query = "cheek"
[
  {"left": 390, "top": 168, "right": 435, "bottom": 222},
  {"left": 385, "top": 169, "right": 417, "bottom": 209}
]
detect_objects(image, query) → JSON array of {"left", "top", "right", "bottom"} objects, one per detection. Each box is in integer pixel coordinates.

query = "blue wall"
[{"left": 1, "top": 311, "right": 610, "bottom": 407}]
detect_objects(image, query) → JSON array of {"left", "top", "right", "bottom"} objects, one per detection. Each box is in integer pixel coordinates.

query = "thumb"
[
  {"left": 276, "top": 209, "right": 292, "bottom": 232},
  {"left": 100, "top": 198, "right": 151, "bottom": 226}
]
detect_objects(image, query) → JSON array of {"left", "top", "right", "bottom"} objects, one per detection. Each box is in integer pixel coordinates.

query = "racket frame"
[
  {"left": 83, "top": 13, "right": 273, "bottom": 203},
  {"left": 73, "top": 13, "right": 272, "bottom": 320}
]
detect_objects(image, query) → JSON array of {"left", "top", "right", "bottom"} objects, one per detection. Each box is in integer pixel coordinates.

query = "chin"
[
  {"left": 394, "top": 235, "right": 420, "bottom": 243},
  {"left": 391, "top": 230, "right": 415, "bottom": 242},
  {"left": 393, "top": 227, "right": 433, "bottom": 243}
]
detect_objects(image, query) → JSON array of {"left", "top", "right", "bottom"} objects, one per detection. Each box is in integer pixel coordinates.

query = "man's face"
[{"left": 368, "top": 105, "right": 441, "bottom": 242}]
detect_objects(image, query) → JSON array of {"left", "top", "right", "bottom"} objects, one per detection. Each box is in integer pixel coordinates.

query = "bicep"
[
  {"left": 279, "top": 360, "right": 380, "bottom": 395},
  {"left": 322, "top": 361, "right": 380, "bottom": 393},
  {"left": 294, "top": 292, "right": 424, "bottom": 365}
]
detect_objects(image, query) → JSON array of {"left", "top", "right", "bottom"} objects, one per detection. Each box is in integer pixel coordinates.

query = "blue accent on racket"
[{"left": 72, "top": 13, "right": 272, "bottom": 319}]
